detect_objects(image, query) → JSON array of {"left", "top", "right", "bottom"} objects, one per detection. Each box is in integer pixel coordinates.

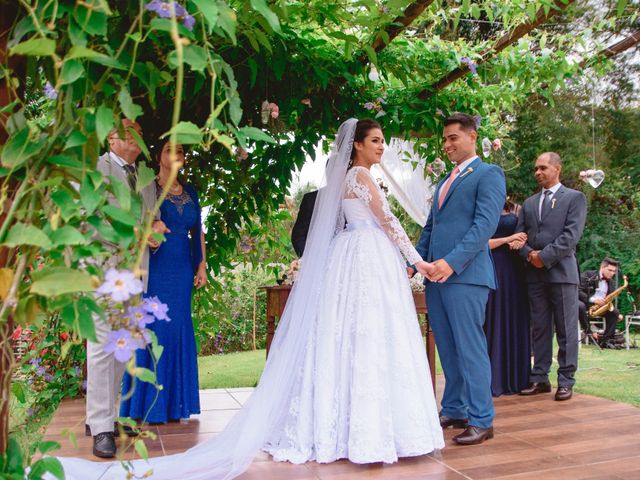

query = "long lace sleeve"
[{"left": 346, "top": 167, "right": 423, "bottom": 265}]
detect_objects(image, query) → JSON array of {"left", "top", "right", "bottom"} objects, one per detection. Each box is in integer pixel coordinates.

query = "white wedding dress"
[{"left": 263, "top": 166, "right": 444, "bottom": 463}]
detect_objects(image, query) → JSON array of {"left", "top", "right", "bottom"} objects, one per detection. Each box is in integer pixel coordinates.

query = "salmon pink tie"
[{"left": 438, "top": 166, "right": 460, "bottom": 208}]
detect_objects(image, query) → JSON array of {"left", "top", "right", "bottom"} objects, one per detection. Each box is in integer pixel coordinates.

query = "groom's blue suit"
[{"left": 416, "top": 157, "right": 505, "bottom": 428}]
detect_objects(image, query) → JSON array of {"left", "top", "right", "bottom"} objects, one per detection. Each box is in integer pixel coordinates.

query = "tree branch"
[
  {"left": 418, "top": 0, "right": 576, "bottom": 100},
  {"left": 371, "top": 0, "right": 437, "bottom": 53}
]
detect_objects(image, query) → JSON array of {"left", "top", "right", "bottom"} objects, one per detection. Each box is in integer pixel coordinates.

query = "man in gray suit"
[
  {"left": 515, "top": 152, "right": 587, "bottom": 401},
  {"left": 88, "top": 119, "right": 166, "bottom": 457}
]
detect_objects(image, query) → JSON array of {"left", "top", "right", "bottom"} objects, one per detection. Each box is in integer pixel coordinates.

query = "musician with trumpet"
[{"left": 579, "top": 258, "right": 627, "bottom": 349}]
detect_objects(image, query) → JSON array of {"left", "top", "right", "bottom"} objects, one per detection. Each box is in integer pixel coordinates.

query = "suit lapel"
[{"left": 439, "top": 157, "right": 481, "bottom": 211}]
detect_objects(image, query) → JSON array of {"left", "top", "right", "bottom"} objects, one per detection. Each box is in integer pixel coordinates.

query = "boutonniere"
[
  {"left": 551, "top": 198, "right": 557, "bottom": 209},
  {"left": 459, "top": 167, "right": 474, "bottom": 178}
]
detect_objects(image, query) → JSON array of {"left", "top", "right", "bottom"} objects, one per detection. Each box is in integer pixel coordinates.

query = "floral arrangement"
[
  {"left": 410, "top": 273, "right": 425, "bottom": 293},
  {"left": 283, "top": 259, "right": 301, "bottom": 285}
]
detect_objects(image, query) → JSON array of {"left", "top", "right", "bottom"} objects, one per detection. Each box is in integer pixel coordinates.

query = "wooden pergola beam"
[
  {"left": 371, "top": 0, "right": 437, "bottom": 53},
  {"left": 418, "top": 0, "right": 576, "bottom": 100},
  {"left": 582, "top": 30, "right": 640, "bottom": 67}
]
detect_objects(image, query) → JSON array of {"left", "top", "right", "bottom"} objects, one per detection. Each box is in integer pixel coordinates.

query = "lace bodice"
[{"left": 342, "top": 166, "right": 422, "bottom": 265}]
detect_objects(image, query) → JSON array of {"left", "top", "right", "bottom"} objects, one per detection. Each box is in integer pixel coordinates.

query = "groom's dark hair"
[{"left": 444, "top": 113, "right": 477, "bottom": 132}]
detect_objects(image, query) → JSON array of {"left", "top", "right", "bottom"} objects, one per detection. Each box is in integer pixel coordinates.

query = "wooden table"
[{"left": 261, "top": 285, "right": 436, "bottom": 391}]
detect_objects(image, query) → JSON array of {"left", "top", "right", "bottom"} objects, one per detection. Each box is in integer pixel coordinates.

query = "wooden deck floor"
[{"left": 45, "top": 376, "right": 640, "bottom": 479}]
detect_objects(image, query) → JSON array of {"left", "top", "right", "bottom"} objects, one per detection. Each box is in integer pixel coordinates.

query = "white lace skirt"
[{"left": 263, "top": 226, "right": 444, "bottom": 464}]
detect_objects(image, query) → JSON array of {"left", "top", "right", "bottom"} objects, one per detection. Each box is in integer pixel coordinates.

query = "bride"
[{"left": 59, "top": 118, "right": 444, "bottom": 479}]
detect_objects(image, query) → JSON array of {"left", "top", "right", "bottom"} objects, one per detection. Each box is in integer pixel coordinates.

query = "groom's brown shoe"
[
  {"left": 439, "top": 415, "right": 469, "bottom": 429},
  {"left": 554, "top": 387, "right": 573, "bottom": 401},
  {"left": 453, "top": 426, "right": 494, "bottom": 445},
  {"left": 519, "top": 381, "right": 551, "bottom": 396}
]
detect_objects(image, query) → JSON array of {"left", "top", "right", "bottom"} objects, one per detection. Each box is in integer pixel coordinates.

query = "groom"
[{"left": 413, "top": 113, "right": 505, "bottom": 445}]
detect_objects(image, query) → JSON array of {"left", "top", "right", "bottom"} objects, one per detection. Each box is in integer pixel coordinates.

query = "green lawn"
[{"left": 198, "top": 341, "right": 640, "bottom": 407}]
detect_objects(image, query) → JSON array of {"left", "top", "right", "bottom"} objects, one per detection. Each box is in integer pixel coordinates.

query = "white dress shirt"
[{"left": 538, "top": 182, "right": 562, "bottom": 220}]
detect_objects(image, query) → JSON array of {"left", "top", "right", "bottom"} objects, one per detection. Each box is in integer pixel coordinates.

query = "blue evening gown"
[
  {"left": 120, "top": 183, "right": 202, "bottom": 422},
  {"left": 484, "top": 213, "right": 531, "bottom": 396}
]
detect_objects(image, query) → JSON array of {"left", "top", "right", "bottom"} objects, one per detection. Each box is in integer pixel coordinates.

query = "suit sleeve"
[
  {"left": 291, "top": 192, "right": 315, "bottom": 257},
  {"left": 515, "top": 206, "right": 532, "bottom": 259},
  {"left": 538, "top": 192, "right": 587, "bottom": 269},
  {"left": 415, "top": 211, "right": 433, "bottom": 263},
  {"left": 443, "top": 166, "right": 506, "bottom": 274}
]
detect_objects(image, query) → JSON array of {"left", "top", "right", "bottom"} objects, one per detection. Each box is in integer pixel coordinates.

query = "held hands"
[
  {"left": 147, "top": 220, "right": 171, "bottom": 249},
  {"left": 508, "top": 232, "right": 527, "bottom": 250},
  {"left": 527, "top": 250, "right": 544, "bottom": 269},
  {"left": 426, "top": 259, "right": 454, "bottom": 283},
  {"left": 415, "top": 261, "right": 434, "bottom": 279}
]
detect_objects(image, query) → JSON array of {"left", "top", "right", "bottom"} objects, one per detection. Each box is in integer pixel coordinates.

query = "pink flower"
[
  {"left": 269, "top": 103, "right": 279, "bottom": 119},
  {"left": 492, "top": 138, "right": 502, "bottom": 151}
]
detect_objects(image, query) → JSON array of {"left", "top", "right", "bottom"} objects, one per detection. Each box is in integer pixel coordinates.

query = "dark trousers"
[
  {"left": 528, "top": 282, "right": 579, "bottom": 388},
  {"left": 578, "top": 300, "right": 618, "bottom": 345}
]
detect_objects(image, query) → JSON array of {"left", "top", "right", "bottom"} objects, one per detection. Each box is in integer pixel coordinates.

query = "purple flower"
[
  {"left": 44, "top": 82, "right": 58, "bottom": 100},
  {"left": 36, "top": 366, "right": 46, "bottom": 376},
  {"left": 141, "top": 296, "right": 170, "bottom": 321},
  {"left": 183, "top": 14, "right": 195, "bottom": 31},
  {"left": 44, "top": 373, "right": 54, "bottom": 382},
  {"left": 82, "top": 380, "right": 88, "bottom": 391},
  {"left": 145, "top": 1, "right": 187, "bottom": 18},
  {"left": 364, "top": 102, "right": 374, "bottom": 110},
  {"left": 127, "top": 305, "right": 155, "bottom": 328},
  {"left": 27, "top": 379, "right": 34, "bottom": 385},
  {"left": 97, "top": 268, "right": 143, "bottom": 302},
  {"left": 460, "top": 56, "right": 470, "bottom": 64},
  {"left": 103, "top": 328, "right": 143, "bottom": 363},
  {"left": 376, "top": 97, "right": 386, "bottom": 104},
  {"left": 29, "top": 357, "right": 41, "bottom": 367},
  {"left": 26, "top": 408, "right": 34, "bottom": 417},
  {"left": 74, "top": 366, "right": 82, "bottom": 376},
  {"left": 473, "top": 115, "right": 481, "bottom": 129},
  {"left": 468, "top": 61, "right": 478, "bottom": 75}
]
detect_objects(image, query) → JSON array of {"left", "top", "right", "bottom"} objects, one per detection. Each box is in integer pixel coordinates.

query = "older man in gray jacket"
[
  {"left": 87, "top": 119, "right": 166, "bottom": 458},
  {"left": 515, "top": 152, "right": 587, "bottom": 401}
]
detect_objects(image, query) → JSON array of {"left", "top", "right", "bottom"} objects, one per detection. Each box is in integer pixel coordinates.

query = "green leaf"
[
  {"left": 149, "top": 18, "right": 196, "bottom": 40},
  {"left": 236, "top": 127, "right": 276, "bottom": 149},
  {"left": 216, "top": 0, "right": 237, "bottom": 44},
  {"left": 64, "top": 130, "right": 87, "bottom": 149},
  {"left": 48, "top": 154, "right": 84, "bottom": 170},
  {"left": 250, "top": 0, "right": 281, "bottom": 33},
  {"left": 111, "top": 177, "right": 132, "bottom": 211},
  {"left": 192, "top": 0, "right": 219, "bottom": 33},
  {"left": 102, "top": 205, "right": 137, "bottom": 226},
  {"left": 73, "top": 5, "right": 108, "bottom": 36},
  {"left": 50, "top": 226, "right": 87, "bottom": 246},
  {"left": 137, "top": 163, "right": 155, "bottom": 192},
  {"left": 151, "top": 331, "right": 164, "bottom": 362},
  {"left": 118, "top": 88, "right": 143, "bottom": 121},
  {"left": 168, "top": 45, "right": 207, "bottom": 72},
  {"left": 131, "top": 367, "right": 156, "bottom": 384},
  {"left": 127, "top": 126, "right": 150, "bottom": 161},
  {"left": 30, "top": 267, "right": 95, "bottom": 297},
  {"left": 66, "top": 46, "right": 127, "bottom": 70},
  {"left": 1, "top": 127, "right": 45, "bottom": 168},
  {"left": 161, "top": 121, "right": 203, "bottom": 145},
  {"left": 364, "top": 45, "right": 378, "bottom": 66},
  {"left": 95, "top": 105, "right": 114, "bottom": 143},
  {"left": 134, "top": 439, "right": 149, "bottom": 460},
  {"left": 11, "top": 383, "right": 26, "bottom": 403},
  {"left": 10, "top": 37, "right": 55, "bottom": 56},
  {"left": 3, "top": 223, "right": 51, "bottom": 248},
  {"left": 37, "top": 441, "right": 61, "bottom": 455},
  {"left": 51, "top": 189, "right": 81, "bottom": 221},
  {"left": 28, "top": 457, "right": 64, "bottom": 480},
  {"left": 60, "top": 59, "right": 85, "bottom": 85},
  {"left": 616, "top": 0, "right": 628, "bottom": 16}
]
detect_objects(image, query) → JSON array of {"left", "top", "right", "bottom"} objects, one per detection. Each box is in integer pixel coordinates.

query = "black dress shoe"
[
  {"left": 555, "top": 386, "right": 573, "bottom": 401},
  {"left": 93, "top": 432, "right": 116, "bottom": 458},
  {"left": 439, "top": 415, "right": 469, "bottom": 429},
  {"left": 453, "top": 426, "right": 494, "bottom": 445},
  {"left": 85, "top": 422, "right": 138, "bottom": 437},
  {"left": 519, "top": 382, "right": 552, "bottom": 395}
]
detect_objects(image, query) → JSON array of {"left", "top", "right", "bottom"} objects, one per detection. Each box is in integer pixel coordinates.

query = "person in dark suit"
[
  {"left": 516, "top": 152, "right": 587, "bottom": 401},
  {"left": 291, "top": 190, "right": 317, "bottom": 257},
  {"left": 413, "top": 113, "right": 506, "bottom": 445},
  {"left": 578, "top": 258, "right": 620, "bottom": 348}
]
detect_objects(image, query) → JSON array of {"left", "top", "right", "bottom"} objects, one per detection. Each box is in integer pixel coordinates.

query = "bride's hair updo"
[{"left": 348, "top": 118, "right": 382, "bottom": 167}]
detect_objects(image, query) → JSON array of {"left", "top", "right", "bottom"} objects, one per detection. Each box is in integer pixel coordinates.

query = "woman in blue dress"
[
  {"left": 121, "top": 140, "right": 207, "bottom": 423},
  {"left": 484, "top": 201, "right": 531, "bottom": 396}
]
